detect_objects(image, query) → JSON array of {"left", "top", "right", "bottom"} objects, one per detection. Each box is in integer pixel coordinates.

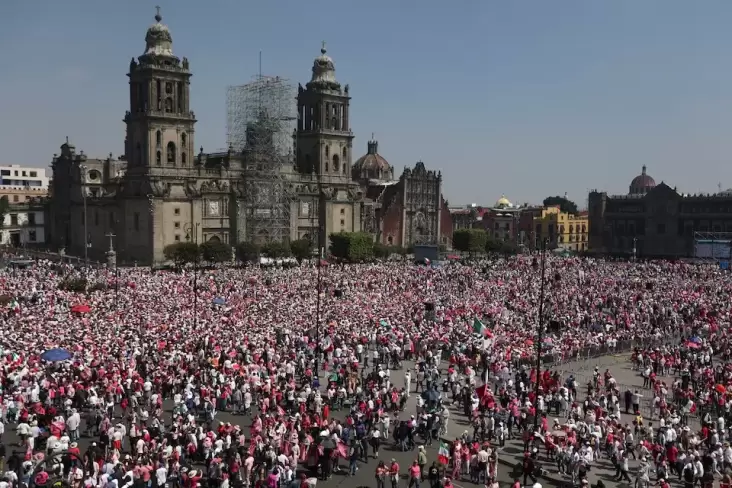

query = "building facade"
[
  {"left": 48, "top": 10, "right": 450, "bottom": 264},
  {"left": 0, "top": 200, "right": 45, "bottom": 247},
  {"left": 0, "top": 164, "right": 48, "bottom": 203},
  {"left": 533, "top": 206, "right": 589, "bottom": 252},
  {"left": 588, "top": 165, "right": 732, "bottom": 257},
  {"left": 483, "top": 196, "right": 522, "bottom": 243}
]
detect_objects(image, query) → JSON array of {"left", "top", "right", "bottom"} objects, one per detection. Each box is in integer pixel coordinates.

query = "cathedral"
[{"left": 48, "top": 10, "right": 452, "bottom": 265}]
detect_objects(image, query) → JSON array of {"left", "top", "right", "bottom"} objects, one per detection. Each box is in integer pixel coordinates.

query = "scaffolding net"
[
  {"left": 226, "top": 76, "right": 296, "bottom": 244},
  {"left": 693, "top": 231, "right": 732, "bottom": 263}
]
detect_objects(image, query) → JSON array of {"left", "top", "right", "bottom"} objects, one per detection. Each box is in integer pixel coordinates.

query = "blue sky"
[{"left": 2, "top": 0, "right": 732, "bottom": 207}]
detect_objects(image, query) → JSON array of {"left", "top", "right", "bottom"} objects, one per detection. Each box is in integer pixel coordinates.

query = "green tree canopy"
[
  {"left": 543, "top": 195, "right": 578, "bottom": 215},
  {"left": 453, "top": 229, "right": 487, "bottom": 254},
  {"left": 163, "top": 242, "right": 200, "bottom": 266},
  {"left": 0, "top": 196, "right": 8, "bottom": 228},
  {"left": 261, "top": 241, "right": 292, "bottom": 259},
  {"left": 329, "top": 232, "right": 375, "bottom": 262},
  {"left": 200, "top": 240, "right": 232, "bottom": 263},
  {"left": 236, "top": 242, "right": 260, "bottom": 262},
  {"left": 290, "top": 238, "right": 314, "bottom": 261}
]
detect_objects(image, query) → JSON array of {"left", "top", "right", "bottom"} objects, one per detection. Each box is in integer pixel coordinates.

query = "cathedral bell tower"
[
  {"left": 124, "top": 7, "right": 196, "bottom": 179},
  {"left": 296, "top": 43, "right": 354, "bottom": 182}
]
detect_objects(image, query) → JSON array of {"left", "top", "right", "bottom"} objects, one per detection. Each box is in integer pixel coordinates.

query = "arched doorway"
[{"left": 208, "top": 235, "right": 221, "bottom": 243}]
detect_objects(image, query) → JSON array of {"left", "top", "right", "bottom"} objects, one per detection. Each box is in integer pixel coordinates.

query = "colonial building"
[
  {"left": 483, "top": 196, "right": 522, "bottom": 243},
  {"left": 48, "top": 10, "right": 450, "bottom": 264},
  {"left": 0, "top": 165, "right": 48, "bottom": 203},
  {"left": 588, "top": 165, "right": 732, "bottom": 257},
  {"left": 1, "top": 199, "right": 45, "bottom": 247}
]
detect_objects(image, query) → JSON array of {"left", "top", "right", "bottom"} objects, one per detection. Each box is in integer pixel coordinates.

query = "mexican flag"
[
  {"left": 438, "top": 441, "right": 450, "bottom": 465},
  {"left": 472, "top": 318, "right": 486, "bottom": 335}
]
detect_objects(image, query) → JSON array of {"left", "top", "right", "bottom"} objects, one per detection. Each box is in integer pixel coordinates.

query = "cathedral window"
[
  {"left": 325, "top": 146, "right": 329, "bottom": 158},
  {"left": 165, "top": 82, "right": 173, "bottom": 95},
  {"left": 342, "top": 147, "right": 347, "bottom": 160},
  {"left": 325, "top": 161, "right": 329, "bottom": 172},
  {"left": 332, "top": 154, "right": 340, "bottom": 173},
  {"left": 181, "top": 152, "right": 187, "bottom": 165},
  {"left": 333, "top": 117, "right": 339, "bottom": 130},
  {"left": 167, "top": 142, "right": 176, "bottom": 164},
  {"left": 181, "top": 133, "right": 187, "bottom": 146},
  {"left": 156, "top": 80, "right": 161, "bottom": 110},
  {"left": 156, "top": 131, "right": 162, "bottom": 147},
  {"left": 165, "top": 98, "right": 173, "bottom": 113},
  {"left": 156, "top": 151, "right": 161, "bottom": 166}
]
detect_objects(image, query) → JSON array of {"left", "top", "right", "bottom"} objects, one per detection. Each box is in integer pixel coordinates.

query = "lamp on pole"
[
  {"left": 533, "top": 238, "right": 548, "bottom": 432},
  {"left": 105, "top": 231, "right": 118, "bottom": 309},
  {"left": 184, "top": 222, "right": 200, "bottom": 330},
  {"left": 79, "top": 164, "right": 89, "bottom": 265}
]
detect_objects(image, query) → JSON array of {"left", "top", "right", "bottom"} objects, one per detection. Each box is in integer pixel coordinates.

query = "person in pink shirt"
[{"left": 408, "top": 460, "right": 422, "bottom": 488}]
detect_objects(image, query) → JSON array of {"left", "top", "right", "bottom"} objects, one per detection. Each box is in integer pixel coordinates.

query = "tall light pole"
[
  {"left": 533, "top": 238, "right": 548, "bottom": 432},
  {"left": 79, "top": 164, "right": 88, "bottom": 265},
  {"left": 633, "top": 237, "right": 637, "bottom": 262},
  {"left": 184, "top": 222, "right": 200, "bottom": 330},
  {"left": 105, "top": 231, "right": 118, "bottom": 309}
]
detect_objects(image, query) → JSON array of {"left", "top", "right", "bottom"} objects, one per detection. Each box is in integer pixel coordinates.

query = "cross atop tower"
[
  {"left": 321, "top": 41, "right": 326, "bottom": 54},
  {"left": 155, "top": 6, "right": 162, "bottom": 22}
]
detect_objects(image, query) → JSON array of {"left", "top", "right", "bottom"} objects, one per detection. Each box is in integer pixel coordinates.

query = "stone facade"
[
  {"left": 589, "top": 166, "right": 732, "bottom": 257},
  {"left": 48, "top": 10, "right": 451, "bottom": 264}
]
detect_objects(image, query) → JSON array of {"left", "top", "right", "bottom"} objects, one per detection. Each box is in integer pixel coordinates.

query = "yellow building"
[{"left": 533, "top": 206, "right": 589, "bottom": 252}]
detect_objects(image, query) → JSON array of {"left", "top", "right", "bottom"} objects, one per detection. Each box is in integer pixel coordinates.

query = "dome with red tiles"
[
  {"left": 352, "top": 138, "right": 393, "bottom": 181},
  {"left": 629, "top": 165, "right": 656, "bottom": 195}
]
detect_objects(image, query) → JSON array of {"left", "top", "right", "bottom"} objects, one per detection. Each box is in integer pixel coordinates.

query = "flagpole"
[{"left": 533, "top": 238, "right": 548, "bottom": 433}]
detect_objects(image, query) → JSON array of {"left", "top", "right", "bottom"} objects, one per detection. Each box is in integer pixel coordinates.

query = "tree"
[
  {"left": 453, "top": 229, "right": 487, "bottom": 255},
  {"left": 484, "top": 235, "right": 502, "bottom": 254},
  {"left": 163, "top": 242, "right": 200, "bottom": 266},
  {"left": 200, "top": 240, "right": 232, "bottom": 263},
  {"left": 0, "top": 196, "right": 8, "bottom": 228},
  {"left": 236, "top": 242, "right": 260, "bottom": 263},
  {"left": 543, "top": 195, "right": 578, "bottom": 215},
  {"left": 329, "top": 232, "right": 375, "bottom": 262},
  {"left": 373, "top": 242, "right": 390, "bottom": 259},
  {"left": 261, "top": 241, "right": 292, "bottom": 258},
  {"left": 290, "top": 238, "right": 314, "bottom": 261}
]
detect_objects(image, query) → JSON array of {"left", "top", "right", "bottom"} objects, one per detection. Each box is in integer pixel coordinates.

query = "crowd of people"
[{"left": 0, "top": 255, "right": 728, "bottom": 488}]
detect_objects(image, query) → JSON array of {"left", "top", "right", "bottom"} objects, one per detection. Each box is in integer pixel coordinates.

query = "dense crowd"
[{"left": 0, "top": 256, "right": 729, "bottom": 488}]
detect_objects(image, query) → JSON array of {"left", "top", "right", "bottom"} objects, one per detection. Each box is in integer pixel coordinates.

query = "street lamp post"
[
  {"left": 105, "top": 231, "right": 118, "bottom": 309},
  {"left": 184, "top": 222, "right": 200, "bottom": 330},
  {"left": 79, "top": 165, "right": 88, "bottom": 265},
  {"left": 533, "top": 238, "right": 548, "bottom": 432},
  {"left": 633, "top": 237, "right": 637, "bottom": 262}
]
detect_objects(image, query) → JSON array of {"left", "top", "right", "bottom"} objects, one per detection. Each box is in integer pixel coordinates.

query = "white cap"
[{"left": 533, "top": 484, "right": 543, "bottom": 488}]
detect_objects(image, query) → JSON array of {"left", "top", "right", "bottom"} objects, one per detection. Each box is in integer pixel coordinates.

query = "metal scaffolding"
[
  {"left": 226, "top": 76, "right": 296, "bottom": 244},
  {"left": 693, "top": 231, "right": 732, "bottom": 261}
]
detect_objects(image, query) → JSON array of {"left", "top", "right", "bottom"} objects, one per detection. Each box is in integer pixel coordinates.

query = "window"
[
  {"left": 0, "top": 170, "right": 9, "bottom": 176},
  {"left": 181, "top": 133, "right": 187, "bottom": 146},
  {"left": 657, "top": 223, "right": 666, "bottom": 234},
  {"left": 22, "top": 171, "right": 26, "bottom": 177},
  {"left": 165, "top": 98, "right": 173, "bottom": 113},
  {"left": 156, "top": 151, "right": 162, "bottom": 165},
  {"left": 325, "top": 146, "right": 329, "bottom": 158},
  {"left": 156, "top": 131, "right": 162, "bottom": 147},
  {"left": 174, "top": 208, "right": 180, "bottom": 215},
  {"left": 181, "top": 152, "right": 187, "bottom": 165},
  {"left": 333, "top": 154, "right": 340, "bottom": 172},
  {"left": 175, "top": 235, "right": 181, "bottom": 241},
  {"left": 28, "top": 213, "right": 36, "bottom": 225},
  {"left": 12, "top": 195, "right": 18, "bottom": 202},
  {"left": 10, "top": 214, "right": 17, "bottom": 225},
  {"left": 174, "top": 222, "right": 180, "bottom": 229},
  {"left": 134, "top": 212, "right": 140, "bottom": 231},
  {"left": 30, "top": 171, "right": 37, "bottom": 177},
  {"left": 340, "top": 208, "right": 345, "bottom": 215},
  {"left": 167, "top": 142, "right": 176, "bottom": 164},
  {"left": 340, "top": 219, "right": 345, "bottom": 226},
  {"left": 13, "top": 171, "right": 17, "bottom": 176},
  {"left": 28, "top": 231, "right": 36, "bottom": 242},
  {"left": 165, "top": 82, "right": 173, "bottom": 94}
]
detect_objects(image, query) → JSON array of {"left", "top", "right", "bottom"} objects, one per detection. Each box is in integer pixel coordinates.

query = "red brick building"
[{"left": 353, "top": 138, "right": 452, "bottom": 248}]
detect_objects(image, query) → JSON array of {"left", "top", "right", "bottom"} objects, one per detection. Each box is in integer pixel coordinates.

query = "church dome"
[
  {"left": 353, "top": 138, "right": 393, "bottom": 181},
  {"left": 495, "top": 195, "right": 512, "bottom": 208},
  {"left": 142, "top": 8, "right": 175, "bottom": 59},
  {"left": 629, "top": 165, "right": 656, "bottom": 195}
]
